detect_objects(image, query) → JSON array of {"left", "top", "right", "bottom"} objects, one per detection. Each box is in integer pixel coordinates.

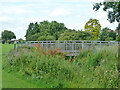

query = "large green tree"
[
  {"left": 25, "top": 21, "right": 67, "bottom": 41},
  {"left": 84, "top": 19, "right": 101, "bottom": 40},
  {"left": 93, "top": 1, "right": 120, "bottom": 31},
  {"left": 2, "top": 30, "right": 16, "bottom": 43}
]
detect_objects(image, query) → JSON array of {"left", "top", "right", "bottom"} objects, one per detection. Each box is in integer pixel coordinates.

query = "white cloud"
[
  {"left": 100, "top": 20, "right": 118, "bottom": 30},
  {"left": 25, "top": 17, "right": 54, "bottom": 23},
  {"left": 54, "top": 0, "right": 104, "bottom": 3},
  {"left": 66, "top": 22, "right": 85, "bottom": 30},
  {"left": 0, "top": 5, "right": 33, "bottom": 15},
  {"left": 0, "top": 16, "right": 14, "bottom": 24},
  {"left": 0, "top": 0, "right": 45, "bottom": 2},
  {"left": 50, "top": 8, "right": 71, "bottom": 17},
  {"left": 62, "top": 0, "right": 105, "bottom": 3}
]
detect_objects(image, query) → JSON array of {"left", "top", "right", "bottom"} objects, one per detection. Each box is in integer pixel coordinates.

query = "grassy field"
[
  {"left": 1, "top": 43, "right": 119, "bottom": 88},
  {"left": 2, "top": 44, "right": 44, "bottom": 88}
]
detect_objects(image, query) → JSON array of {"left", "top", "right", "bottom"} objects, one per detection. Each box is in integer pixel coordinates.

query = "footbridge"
[{"left": 24, "top": 40, "right": 118, "bottom": 56}]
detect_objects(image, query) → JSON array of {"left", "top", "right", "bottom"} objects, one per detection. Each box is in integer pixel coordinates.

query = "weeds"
[{"left": 4, "top": 45, "right": 118, "bottom": 88}]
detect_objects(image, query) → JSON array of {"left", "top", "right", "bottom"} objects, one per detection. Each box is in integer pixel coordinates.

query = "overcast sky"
[{"left": 0, "top": 0, "right": 118, "bottom": 40}]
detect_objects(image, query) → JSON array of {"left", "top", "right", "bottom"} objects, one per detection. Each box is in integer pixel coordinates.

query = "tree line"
[
  {"left": 1, "top": 19, "right": 119, "bottom": 44},
  {"left": 1, "top": 1, "right": 120, "bottom": 43},
  {"left": 25, "top": 20, "right": 95, "bottom": 41}
]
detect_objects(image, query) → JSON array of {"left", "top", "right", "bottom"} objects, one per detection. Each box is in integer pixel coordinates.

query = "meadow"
[{"left": 2, "top": 43, "right": 119, "bottom": 88}]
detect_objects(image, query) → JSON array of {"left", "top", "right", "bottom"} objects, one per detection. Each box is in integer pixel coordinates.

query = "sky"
[{"left": 0, "top": 0, "right": 118, "bottom": 40}]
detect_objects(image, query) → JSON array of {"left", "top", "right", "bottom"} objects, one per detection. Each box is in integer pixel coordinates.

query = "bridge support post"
[
  {"left": 57, "top": 40, "right": 60, "bottom": 48},
  {"left": 66, "top": 41, "right": 67, "bottom": 51},
  {"left": 82, "top": 41, "right": 84, "bottom": 49},
  {"left": 42, "top": 41, "right": 43, "bottom": 47},
  {"left": 100, "top": 41, "right": 101, "bottom": 48}
]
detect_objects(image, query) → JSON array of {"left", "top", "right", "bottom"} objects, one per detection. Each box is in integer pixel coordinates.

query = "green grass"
[
  {"left": 2, "top": 44, "right": 43, "bottom": 88},
  {"left": 2, "top": 44, "right": 14, "bottom": 53},
  {"left": 2, "top": 70, "right": 41, "bottom": 88}
]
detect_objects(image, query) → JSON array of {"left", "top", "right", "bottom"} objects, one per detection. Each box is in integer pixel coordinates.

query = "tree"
[
  {"left": 58, "top": 29, "right": 94, "bottom": 40},
  {"left": 2, "top": 30, "right": 16, "bottom": 43},
  {"left": 84, "top": 19, "right": 101, "bottom": 40},
  {"left": 109, "top": 30, "right": 116, "bottom": 40},
  {"left": 37, "top": 35, "right": 55, "bottom": 41},
  {"left": 99, "top": 27, "right": 109, "bottom": 41},
  {"left": 93, "top": 1, "right": 120, "bottom": 31},
  {"left": 58, "top": 29, "right": 78, "bottom": 40},
  {"left": 25, "top": 23, "right": 34, "bottom": 38},
  {"left": 18, "top": 38, "right": 24, "bottom": 42},
  {"left": 25, "top": 20, "right": 67, "bottom": 41},
  {"left": 100, "top": 27, "right": 117, "bottom": 41}
]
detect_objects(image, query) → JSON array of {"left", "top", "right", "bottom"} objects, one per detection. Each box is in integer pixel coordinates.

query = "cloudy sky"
[{"left": 0, "top": 0, "right": 118, "bottom": 39}]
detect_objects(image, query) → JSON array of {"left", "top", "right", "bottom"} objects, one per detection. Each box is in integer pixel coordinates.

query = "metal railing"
[{"left": 23, "top": 40, "right": 118, "bottom": 56}]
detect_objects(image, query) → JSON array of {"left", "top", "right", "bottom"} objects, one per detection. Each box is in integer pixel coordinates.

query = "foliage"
[
  {"left": 2, "top": 30, "right": 16, "bottom": 43},
  {"left": 116, "top": 23, "right": 120, "bottom": 31},
  {"left": 74, "top": 46, "right": 118, "bottom": 88},
  {"left": 25, "top": 20, "right": 117, "bottom": 41},
  {"left": 2, "top": 44, "right": 118, "bottom": 88},
  {"left": 5, "top": 46, "right": 79, "bottom": 88},
  {"left": 100, "top": 27, "right": 117, "bottom": 41},
  {"left": 108, "top": 30, "right": 116, "bottom": 40},
  {"left": 84, "top": 19, "right": 101, "bottom": 40},
  {"left": 99, "top": 27, "right": 109, "bottom": 41},
  {"left": 18, "top": 38, "right": 24, "bottom": 42},
  {"left": 25, "top": 21, "right": 67, "bottom": 41},
  {"left": 116, "top": 34, "right": 120, "bottom": 41},
  {"left": 93, "top": 1, "right": 120, "bottom": 23},
  {"left": 58, "top": 29, "right": 94, "bottom": 40},
  {"left": 37, "top": 35, "right": 55, "bottom": 41},
  {"left": 93, "top": 1, "right": 120, "bottom": 32},
  {"left": 34, "top": 43, "right": 66, "bottom": 57}
]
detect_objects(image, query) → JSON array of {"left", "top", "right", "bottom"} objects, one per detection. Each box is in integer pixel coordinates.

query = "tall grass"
[{"left": 3, "top": 44, "right": 118, "bottom": 88}]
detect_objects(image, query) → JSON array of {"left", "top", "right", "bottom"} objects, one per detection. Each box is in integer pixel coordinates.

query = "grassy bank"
[
  {"left": 2, "top": 44, "right": 119, "bottom": 88},
  {"left": 2, "top": 44, "right": 43, "bottom": 88}
]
